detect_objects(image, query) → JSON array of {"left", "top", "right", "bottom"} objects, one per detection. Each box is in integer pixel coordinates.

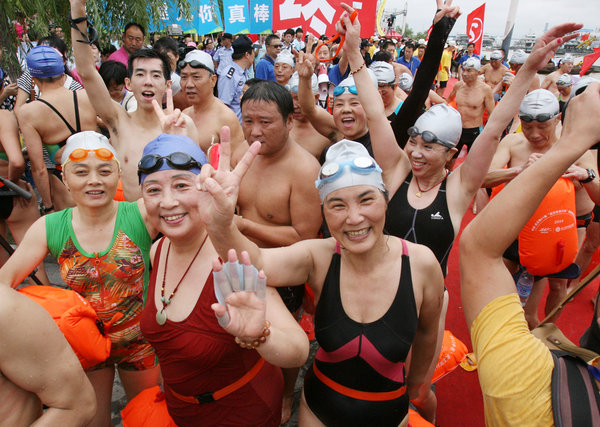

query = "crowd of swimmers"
[{"left": 1, "top": 0, "right": 600, "bottom": 425}]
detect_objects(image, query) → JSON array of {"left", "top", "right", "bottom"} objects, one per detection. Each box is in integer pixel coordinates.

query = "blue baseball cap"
[
  {"left": 138, "top": 134, "right": 208, "bottom": 184},
  {"left": 26, "top": 45, "right": 64, "bottom": 79}
]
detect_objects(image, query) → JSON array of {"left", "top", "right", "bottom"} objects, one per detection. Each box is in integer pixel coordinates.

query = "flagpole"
[{"left": 501, "top": 0, "right": 519, "bottom": 57}]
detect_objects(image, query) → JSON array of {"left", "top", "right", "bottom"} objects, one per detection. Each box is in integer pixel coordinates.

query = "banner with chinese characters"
[
  {"left": 272, "top": 0, "right": 376, "bottom": 38},
  {"left": 151, "top": 0, "right": 222, "bottom": 34},
  {"left": 223, "top": 0, "right": 251, "bottom": 34},
  {"left": 249, "top": 0, "right": 273, "bottom": 34}
]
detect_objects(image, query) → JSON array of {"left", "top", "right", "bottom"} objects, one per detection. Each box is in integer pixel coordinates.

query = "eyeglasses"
[
  {"left": 178, "top": 60, "right": 213, "bottom": 73},
  {"left": 67, "top": 148, "right": 115, "bottom": 163},
  {"left": 138, "top": 152, "right": 204, "bottom": 181},
  {"left": 518, "top": 113, "right": 558, "bottom": 123},
  {"left": 316, "top": 157, "right": 381, "bottom": 185},
  {"left": 333, "top": 85, "right": 358, "bottom": 97},
  {"left": 270, "top": 44, "right": 282, "bottom": 48},
  {"left": 407, "top": 126, "right": 453, "bottom": 149}
]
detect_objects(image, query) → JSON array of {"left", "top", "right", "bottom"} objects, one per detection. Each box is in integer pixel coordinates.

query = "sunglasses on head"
[
  {"left": 317, "top": 157, "right": 380, "bottom": 184},
  {"left": 178, "top": 60, "right": 213, "bottom": 73},
  {"left": 137, "top": 152, "right": 203, "bottom": 182},
  {"left": 407, "top": 126, "right": 453, "bottom": 149},
  {"left": 333, "top": 85, "right": 358, "bottom": 97},
  {"left": 518, "top": 112, "right": 558, "bottom": 123},
  {"left": 67, "top": 148, "right": 115, "bottom": 163}
]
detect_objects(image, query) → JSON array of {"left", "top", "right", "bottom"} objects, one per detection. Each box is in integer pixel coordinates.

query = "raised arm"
[
  {"left": 296, "top": 52, "right": 340, "bottom": 141},
  {"left": 460, "top": 78, "right": 598, "bottom": 327},
  {"left": 69, "top": 0, "right": 124, "bottom": 132},
  {"left": 457, "top": 23, "right": 582, "bottom": 197}
]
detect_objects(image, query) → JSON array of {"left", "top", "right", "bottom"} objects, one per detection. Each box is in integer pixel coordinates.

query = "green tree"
[
  {"left": 394, "top": 24, "right": 427, "bottom": 41},
  {"left": 0, "top": 0, "right": 192, "bottom": 79}
]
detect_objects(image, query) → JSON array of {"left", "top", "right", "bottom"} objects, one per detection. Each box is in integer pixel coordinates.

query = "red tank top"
[{"left": 140, "top": 238, "right": 282, "bottom": 426}]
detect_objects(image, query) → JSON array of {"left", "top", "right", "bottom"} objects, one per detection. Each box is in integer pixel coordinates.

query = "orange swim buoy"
[
  {"left": 121, "top": 386, "right": 177, "bottom": 427},
  {"left": 432, "top": 330, "right": 468, "bottom": 383},
  {"left": 113, "top": 180, "right": 125, "bottom": 201}
]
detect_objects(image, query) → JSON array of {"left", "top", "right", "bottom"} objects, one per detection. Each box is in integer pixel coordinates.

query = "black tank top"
[{"left": 385, "top": 172, "right": 454, "bottom": 275}]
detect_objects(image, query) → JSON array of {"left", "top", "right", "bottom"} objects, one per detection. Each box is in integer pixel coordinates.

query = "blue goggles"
[
  {"left": 333, "top": 85, "right": 358, "bottom": 97},
  {"left": 518, "top": 112, "right": 558, "bottom": 123},
  {"left": 407, "top": 126, "right": 454, "bottom": 149},
  {"left": 316, "top": 157, "right": 381, "bottom": 186}
]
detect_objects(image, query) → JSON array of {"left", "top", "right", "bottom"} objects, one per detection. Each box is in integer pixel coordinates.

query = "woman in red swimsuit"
[{"left": 137, "top": 133, "right": 309, "bottom": 426}]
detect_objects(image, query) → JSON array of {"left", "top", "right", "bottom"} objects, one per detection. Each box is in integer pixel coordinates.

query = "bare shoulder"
[
  {"left": 182, "top": 106, "right": 193, "bottom": 115},
  {"left": 290, "top": 142, "right": 321, "bottom": 172},
  {"left": 403, "top": 240, "right": 438, "bottom": 268}
]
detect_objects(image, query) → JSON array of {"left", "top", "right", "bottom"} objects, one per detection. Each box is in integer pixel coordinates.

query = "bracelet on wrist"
[
  {"left": 235, "top": 321, "right": 271, "bottom": 349},
  {"left": 350, "top": 62, "right": 365, "bottom": 75}
]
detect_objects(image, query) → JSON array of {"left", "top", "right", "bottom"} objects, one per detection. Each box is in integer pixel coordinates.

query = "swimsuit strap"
[
  {"left": 73, "top": 90, "right": 81, "bottom": 132},
  {"left": 335, "top": 241, "right": 341, "bottom": 254},
  {"left": 400, "top": 239, "right": 409, "bottom": 257},
  {"left": 37, "top": 96, "right": 78, "bottom": 134}
]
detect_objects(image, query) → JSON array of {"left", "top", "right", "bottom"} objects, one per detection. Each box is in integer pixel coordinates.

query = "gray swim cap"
[
  {"left": 287, "top": 72, "right": 318, "bottom": 94},
  {"left": 561, "top": 54, "right": 575, "bottom": 64},
  {"left": 398, "top": 73, "right": 413, "bottom": 92},
  {"left": 462, "top": 57, "right": 481, "bottom": 71},
  {"left": 556, "top": 74, "right": 573, "bottom": 87},
  {"left": 520, "top": 89, "right": 559, "bottom": 117},
  {"left": 490, "top": 50, "right": 503, "bottom": 60},
  {"left": 570, "top": 77, "right": 598, "bottom": 100},
  {"left": 315, "top": 139, "right": 385, "bottom": 203},
  {"left": 412, "top": 104, "right": 462, "bottom": 148},
  {"left": 369, "top": 61, "right": 395, "bottom": 85},
  {"left": 510, "top": 50, "right": 527, "bottom": 65}
]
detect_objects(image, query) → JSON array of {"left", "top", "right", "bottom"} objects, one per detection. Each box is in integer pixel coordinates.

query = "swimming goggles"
[
  {"left": 137, "top": 152, "right": 204, "bottom": 178},
  {"left": 518, "top": 113, "right": 558, "bottom": 123},
  {"left": 333, "top": 85, "right": 358, "bottom": 97},
  {"left": 68, "top": 148, "right": 115, "bottom": 163},
  {"left": 407, "top": 126, "right": 454, "bottom": 149},
  {"left": 178, "top": 59, "right": 214, "bottom": 74},
  {"left": 316, "top": 157, "right": 381, "bottom": 185}
]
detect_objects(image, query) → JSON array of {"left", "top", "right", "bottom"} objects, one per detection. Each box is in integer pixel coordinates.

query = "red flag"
[
  {"left": 467, "top": 3, "right": 485, "bottom": 55},
  {"left": 581, "top": 33, "right": 590, "bottom": 41},
  {"left": 425, "top": 25, "right": 433, "bottom": 41},
  {"left": 580, "top": 48, "right": 600, "bottom": 76}
]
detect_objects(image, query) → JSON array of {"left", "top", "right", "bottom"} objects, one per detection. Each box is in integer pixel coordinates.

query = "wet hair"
[
  {"left": 124, "top": 22, "right": 145, "bottom": 37},
  {"left": 241, "top": 80, "right": 294, "bottom": 121},
  {"left": 128, "top": 48, "right": 171, "bottom": 80},
  {"left": 372, "top": 50, "right": 392, "bottom": 63},
  {"left": 99, "top": 60, "right": 127, "bottom": 87}
]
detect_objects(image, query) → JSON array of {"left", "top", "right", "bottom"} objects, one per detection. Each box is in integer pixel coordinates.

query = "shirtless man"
[
  {"left": 480, "top": 50, "right": 508, "bottom": 90},
  {"left": 483, "top": 88, "right": 598, "bottom": 328},
  {"left": 70, "top": 0, "right": 198, "bottom": 201},
  {"left": 287, "top": 72, "right": 331, "bottom": 159},
  {"left": 493, "top": 49, "right": 540, "bottom": 100},
  {"left": 542, "top": 54, "right": 574, "bottom": 97},
  {"left": 236, "top": 81, "right": 321, "bottom": 423},
  {"left": 373, "top": 48, "right": 412, "bottom": 85},
  {"left": 447, "top": 57, "right": 495, "bottom": 157},
  {"left": 179, "top": 50, "right": 244, "bottom": 154},
  {"left": 15, "top": 46, "right": 97, "bottom": 212},
  {"left": 0, "top": 285, "right": 95, "bottom": 426}
]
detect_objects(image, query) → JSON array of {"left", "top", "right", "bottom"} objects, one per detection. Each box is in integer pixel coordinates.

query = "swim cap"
[
  {"left": 287, "top": 72, "right": 318, "bottom": 94},
  {"left": 318, "top": 73, "right": 330, "bottom": 85},
  {"left": 335, "top": 71, "right": 378, "bottom": 97},
  {"left": 561, "top": 54, "right": 574, "bottom": 64},
  {"left": 556, "top": 74, "right": 573, "bottom": 87},
  {"left": 316, "top": 139, "right": 385, "bottom": 203},
  {"left": 26, "top": 45, "right": 64, "bottom": 79},
  {"left": 398, "top": 73, "right": 413, "bottom": 92},
  {"left": 138, "top": 134, "right": 207, "bottom": 184},
  {"left": 275, "top": 51, "right": 295, "bottom": 67},
  {"left": 510, "top": 49, "right": 527, "bottom": 65},
  {"left": 413, "top": 104, "right": 462, "bottom": 148},
  {"left": 462, "top": 57, "right": 481, "bottom": 71},
  {"left": 369, "top": 61, "right": 395, "bottom": 85},
  {"left": 180, "top": 49, "right": 215, "bottom": 73},
  {"left": 61, "top": 131, "right": 119, "bottom": 168},
  {"left": 490, "top": 50, "right": 503, "bottom": 60},
  {"left": 520, "top": 89, "right": 559, "bottom": 117},
  {"left": 570, "top": 77, "right": 598, "bottom": 100}
]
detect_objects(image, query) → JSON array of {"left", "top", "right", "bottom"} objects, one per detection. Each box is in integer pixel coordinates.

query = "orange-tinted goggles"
[{"left": 68, "top": 148, "right": 115, "bottom": 162}]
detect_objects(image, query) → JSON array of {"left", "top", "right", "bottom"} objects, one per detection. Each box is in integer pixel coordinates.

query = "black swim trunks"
[{"left": 453, "top": 127, "right": 481, "bottom": 158}]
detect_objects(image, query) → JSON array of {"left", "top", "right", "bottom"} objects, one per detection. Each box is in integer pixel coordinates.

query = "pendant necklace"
[
  {"left": 156, "top": 233, "right": 209, "bottom": 326},
  {"left": 414, "top": 169, "right": 448, "bottom": 198}
]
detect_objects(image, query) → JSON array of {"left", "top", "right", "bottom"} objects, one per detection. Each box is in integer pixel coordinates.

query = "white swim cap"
[
  {"left": 412, "top": 104, "right": 462, "bottom": 148},
  {"left": 334, "top": 70, "right": 378, "bottom": 97},
  {"left": 490, "top": 50, "right": 503, "bottom": 60},
  {"left": 369, "top": 61, "right": 395, "bottom": 85},
  {"left": 569, "top": 77, "right": 598, "bottom": 100},
  {"left": 510, "top": 49, "right": 527, "bottom": 65},
  {"left": 275, "top": 51, "right": 295, "bottom": 67},
  {"left": 398, "top": 73, "right": 413, "bottom": 92},
  {"left": 561, "top": 54, "right": 575, "bottom": 64},
  {"left": 462, "top": 57, "right": 481, "bottom": 71},
  {"left": 61, "top": 131, "right": 119, "bottom": 168},
  {"left": 316, "top": 139, "right": 385, "bottom": 203},
  {"left": 556, "top": 74, "right": 573, "bottom": 87},
  {"left": 181, "top": 49, "right": 215, "bottom": 73},
  {"left": 287, "top": 71, "right": 318, "bottom": 94},
  {"left": 519, "top": 89, "right": 559, "bottom": 117}
]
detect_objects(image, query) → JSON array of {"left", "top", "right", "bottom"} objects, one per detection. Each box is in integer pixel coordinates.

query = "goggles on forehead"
[
  {"left": 518, "top": 112, "right": 558, "bottom": 123},
  {"left": 178, "top": 60, "right": 213, "bottom": 74},
  {"left": 65, "top": 148, "right": 116, "bottom": 165},
  {"left": 316, "top": 157, "right": 381, "bottom": 186},
  {"left": 333, "top": 85, "right": 358, "bottom": 97},
  {"left": 407, "top": 126, "right": 453, "bottom": 149},
  {"left": 137, "top": 152, "right": 203, "bottom": 182}
]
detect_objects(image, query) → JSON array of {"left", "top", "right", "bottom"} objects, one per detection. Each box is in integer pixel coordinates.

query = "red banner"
[
  {"left": 273, "top": 0, "right": 376, "bottom": 38},
  {"left": 580, "top": 48, "right": 600, "bottom": 76},
  {"left": 467, "top": 3, "right": 485, "bottom": 55}
]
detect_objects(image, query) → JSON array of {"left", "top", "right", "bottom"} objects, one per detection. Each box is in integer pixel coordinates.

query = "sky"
[{"left": 384, "top": 0, "right": 600, "bottom": 38}]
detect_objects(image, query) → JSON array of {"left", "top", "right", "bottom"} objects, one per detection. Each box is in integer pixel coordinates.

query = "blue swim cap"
[
  {"left": 26, "top": 46, "right": 64, "bottom": 79},
  {"left": 138, "top": 134, "right": 207, "bottom": 184}
]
